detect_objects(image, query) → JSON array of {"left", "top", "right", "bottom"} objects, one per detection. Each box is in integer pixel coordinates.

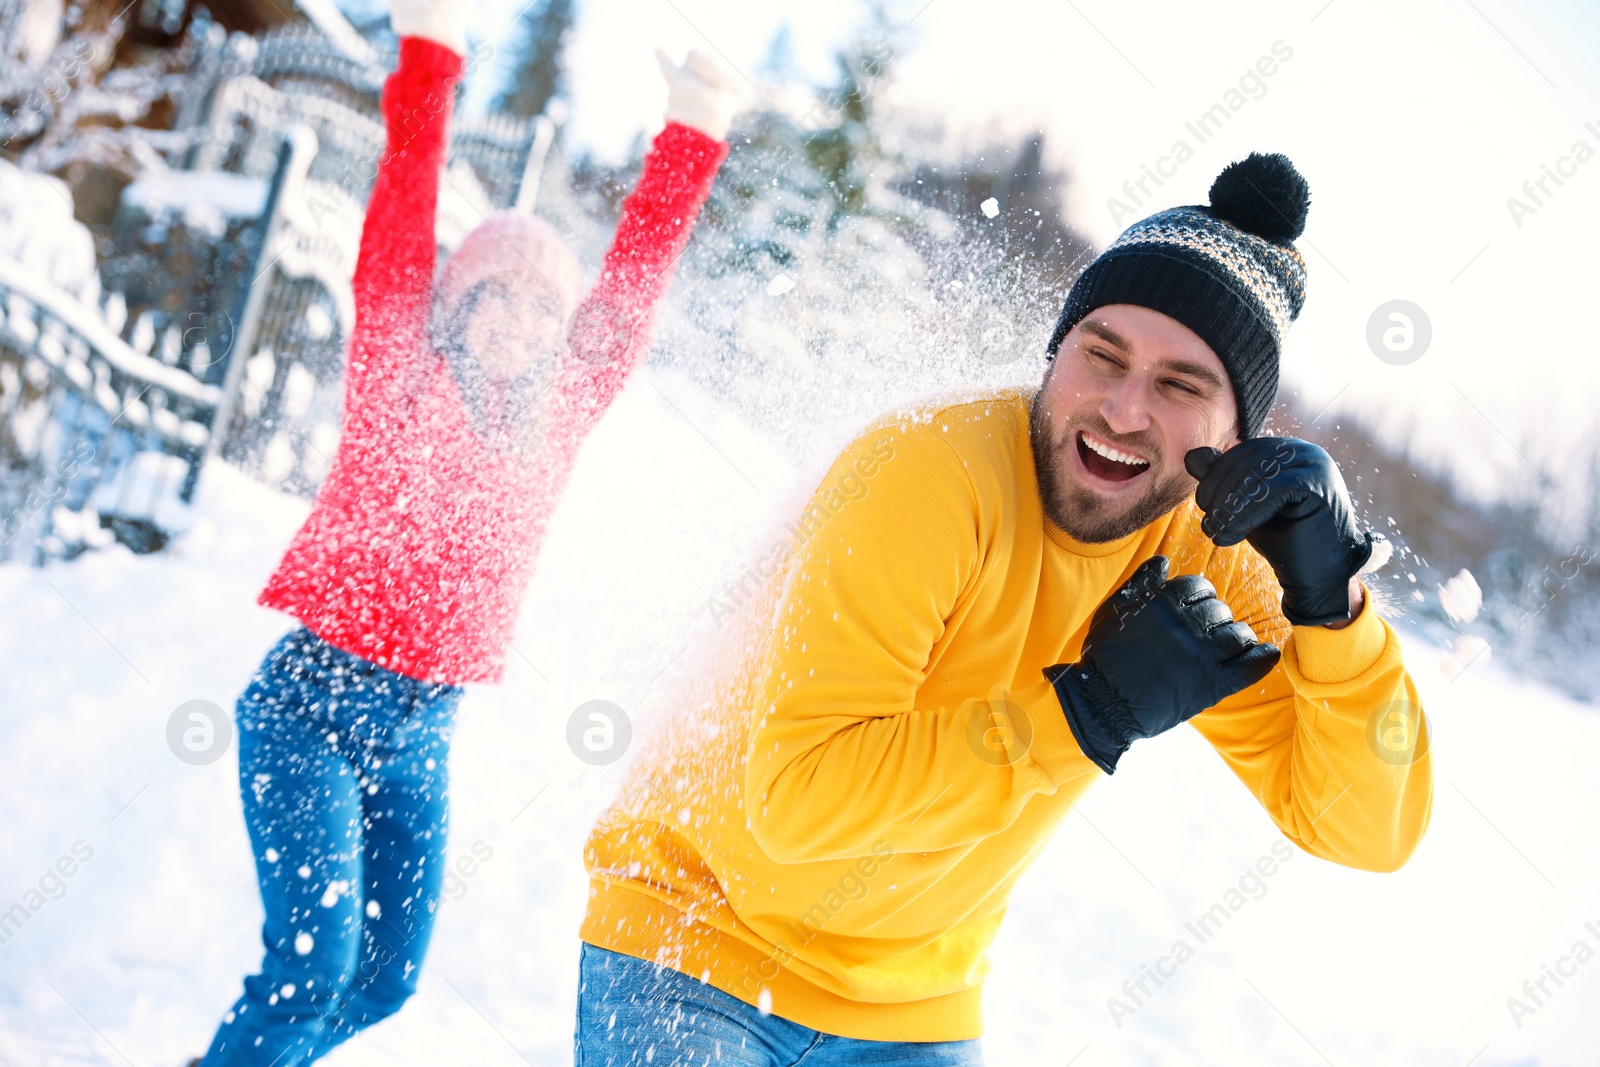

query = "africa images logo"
[
  {"left": 166, "top": 700, "right": 233, "bottom": 766},
  {"left": 965, "top": 690, "right": 1034, "bottom": 766},
  {"left": 1365, "top": 700, "right": 1427, "bottom": 766}
]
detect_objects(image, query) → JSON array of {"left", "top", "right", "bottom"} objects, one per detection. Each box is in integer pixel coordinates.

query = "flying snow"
[{"left": 1437, "top": 568, "right": 1483, "bottom": 624}]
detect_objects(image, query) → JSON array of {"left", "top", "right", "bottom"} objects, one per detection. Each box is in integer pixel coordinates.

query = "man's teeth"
[{"left": 1082, "top": 434, "right": 1149, "bottom": 468}]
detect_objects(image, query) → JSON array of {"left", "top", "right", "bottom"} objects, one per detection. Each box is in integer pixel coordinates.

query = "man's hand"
[
  {"left": 1045, "top": 556, "right": 1281, "bottom": 775},
  {"left": 1186, "top": 438, "right": 1377, "bottom": 628},
  {"left": 389, "top": 0, "right": 465, "bottom": 55},
  {"left": 656, "top": 48, "right": 743, "bottom": 141}
]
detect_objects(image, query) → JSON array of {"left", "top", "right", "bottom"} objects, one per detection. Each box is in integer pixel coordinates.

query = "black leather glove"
[
  {"left": 1044, "top": 556, "right": 1281, "bottom": 775},
  {"left": 1185, "top": 438, "right": 1376, "bottom": 628}
]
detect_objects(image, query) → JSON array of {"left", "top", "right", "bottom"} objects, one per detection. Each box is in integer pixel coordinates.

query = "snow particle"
[
  {"left": 297, "top": 865, "right": 311, "bottom": 879},
  {"left": 294, "top": 931, "right": 314, "bottom": 955},
  {"left": 280, "top": 983, "right": 296, "bottom": 999},
  {"left": 980, "top": 197, "right": 1000, "bottom": 218},
  {"left": 366, "top": 900, "right": 382, "bottom": 919},
  {"left": 264, "top": 848, "right": 279, "bottom": 864},
  {"left": 1437, "top": 568, "right": 1483, "bottom": 624},
  {"left": 1443, "top": 633, "right": 1492, "bottom": 678},
  {"left": 766, "top": 273, "right": 796, "bottom": 297},
  {"left": 757, "top": 987, "right": 773, "bottom": 1015},
  {"left": 1358, "top": 533, "right": 1394, "bottom": 574}
]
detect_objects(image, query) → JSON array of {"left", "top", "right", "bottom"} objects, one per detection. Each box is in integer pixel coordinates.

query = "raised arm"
[
  {"left": 343, "top": 2, "right": 464, "bottom": 422},
  {"left": 549, "top": 50, "right": 737, "bottom": 446},
  {"left": 1185, "top": 438, "right": 1433, "bottom": 872},
  {"left": 1190, "top": 544, "right": 1434, "bottom": 872},
  {"left": 743, "top": 424, "right": 1102, "bottom": 865}
]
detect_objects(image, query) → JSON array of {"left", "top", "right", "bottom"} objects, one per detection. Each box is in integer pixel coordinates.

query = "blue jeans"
[
  {"left": 573, "top": 943, "right": 985, "bottom": 1066},
  {"left": 201, "top": 627, "right": 463, "bottom": 1066}
]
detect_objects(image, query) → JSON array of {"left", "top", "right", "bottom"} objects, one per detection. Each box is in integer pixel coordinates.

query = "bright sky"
[{"left": 444, "top": 0, "right": 1600, "bottom": 515}]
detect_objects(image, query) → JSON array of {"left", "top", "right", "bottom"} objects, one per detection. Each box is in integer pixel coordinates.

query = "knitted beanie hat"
[
  {"left": 1046, "top": 152, "right": 1311, "bottom": 439},
  {"left": 436, "top": 210, "right": 584, "bottom": 324}
]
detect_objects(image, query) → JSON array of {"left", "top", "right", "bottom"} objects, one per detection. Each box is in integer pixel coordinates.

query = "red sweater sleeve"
[
  {"left": 345, "top": 37, "right": 464, "bottom": 423},
  {"left": 553, "top": 121, "right": 729, "bottom": 442}
]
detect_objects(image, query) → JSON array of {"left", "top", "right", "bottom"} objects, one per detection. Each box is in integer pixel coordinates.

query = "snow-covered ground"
[{"left": 1, "top": 366, "right": 1597, "bottom": 1067}]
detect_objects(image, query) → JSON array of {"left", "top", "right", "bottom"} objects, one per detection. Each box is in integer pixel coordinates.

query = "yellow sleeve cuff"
[
  {"left": 1291, "top": 582, "right": 1388, "bottom": 683},
  {"left": 1021, "top": 677, "right": 1102, "bottom": 787}
]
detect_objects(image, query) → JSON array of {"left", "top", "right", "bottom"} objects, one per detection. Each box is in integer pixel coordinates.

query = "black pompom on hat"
[
  {"left": 1047, "top": 152, "right": 1311, "bottom": 439},
  {"left": 1208, "top": 152, "right": 1311, "bottom": 242}
]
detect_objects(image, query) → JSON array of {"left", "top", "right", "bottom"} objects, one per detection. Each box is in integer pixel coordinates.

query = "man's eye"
[{"left": 1165, "top": 380, "right": 1199, "bottom": 396}]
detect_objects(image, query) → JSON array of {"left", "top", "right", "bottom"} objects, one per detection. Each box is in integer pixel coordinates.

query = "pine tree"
[
  {"left": 493, "top": 0, "right": 574, "bottom": 121},
  {"left": 801, "top": 25, "right": 898, "bottom": 222},
  {"left": 695, "top": 0, "right": 915, "bottom": 276}
]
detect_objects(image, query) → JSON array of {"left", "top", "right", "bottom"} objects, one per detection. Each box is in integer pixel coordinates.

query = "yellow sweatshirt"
[{"left": 578, "top": 390, "right": 1433, "bottom": 1042}]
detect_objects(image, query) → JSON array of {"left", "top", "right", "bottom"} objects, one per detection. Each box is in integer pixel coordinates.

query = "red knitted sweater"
[{"left": 259, "top": 36, "right": 728, "bottom": 684}]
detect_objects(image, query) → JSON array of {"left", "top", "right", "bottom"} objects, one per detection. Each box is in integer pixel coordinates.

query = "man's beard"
[{"left": 1028, "top": 388, "right": 1196, "bottom": 544}]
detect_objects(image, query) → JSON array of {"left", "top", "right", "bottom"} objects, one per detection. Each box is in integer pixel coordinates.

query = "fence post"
[{"left": 198, "top": 123, "right": 318, "bottom": 494}]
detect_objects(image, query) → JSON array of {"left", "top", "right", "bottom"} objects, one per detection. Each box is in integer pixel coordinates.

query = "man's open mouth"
[{"left": 1075, "top": 430, "right": 1152, "bottom": 484}]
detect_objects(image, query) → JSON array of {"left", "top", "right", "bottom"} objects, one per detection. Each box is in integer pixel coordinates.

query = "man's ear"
[{"left": 1219, "top": 412, "right": 1243, "bottom": 451}]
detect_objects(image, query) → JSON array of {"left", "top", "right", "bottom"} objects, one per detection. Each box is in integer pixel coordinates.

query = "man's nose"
[{"left": 1099, "top": 377, "right": 1152, "bottom": 436}]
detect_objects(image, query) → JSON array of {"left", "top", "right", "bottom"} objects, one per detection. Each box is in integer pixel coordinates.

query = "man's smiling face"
[{"left": 1030, "top": 304, "right": 1243, "bottom": 543}]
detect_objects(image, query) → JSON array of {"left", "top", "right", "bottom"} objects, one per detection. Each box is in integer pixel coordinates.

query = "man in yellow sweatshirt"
[{"left": 572, "top": 152, "right": 1432, "bottom": 1065}]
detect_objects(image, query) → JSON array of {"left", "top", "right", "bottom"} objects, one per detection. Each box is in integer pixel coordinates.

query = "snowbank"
[
  {"left": 0, "top": 157, "right": 101, "bottom": 305},
  {"left": 0, "top": 367, "right": 1595, "bottom": 1066}
]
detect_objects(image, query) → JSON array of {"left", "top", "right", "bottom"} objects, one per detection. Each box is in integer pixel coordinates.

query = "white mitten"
[
  {"left": 389, "top": 0, "right": 466, "bottom": 56},
  {"left": 655, "top": 48, "right": 743, "bottom": 141}
]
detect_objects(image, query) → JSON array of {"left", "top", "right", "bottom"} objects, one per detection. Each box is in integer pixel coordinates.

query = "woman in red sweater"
[{"left": 195, "top": 1, "right": 738, "bottom": 1062}]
